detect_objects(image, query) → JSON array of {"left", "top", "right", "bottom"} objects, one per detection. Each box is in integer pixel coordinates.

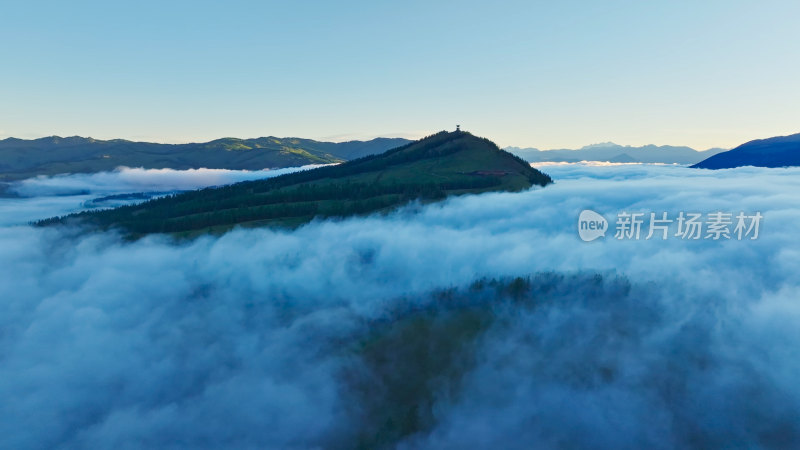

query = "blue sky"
[{"left": 1, "top": 0, "right": 798, "bottom": 149}]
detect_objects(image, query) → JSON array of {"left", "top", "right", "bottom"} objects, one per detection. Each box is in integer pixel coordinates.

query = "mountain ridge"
[
  {"left": 506, "top": 143, "right": 725, "bottom": 165},
  {"left": 0, "top": 135, "right": 412, "bottom": 181},
  {"left": 691, "top": 132, "right": 800, "bottom": 169}
]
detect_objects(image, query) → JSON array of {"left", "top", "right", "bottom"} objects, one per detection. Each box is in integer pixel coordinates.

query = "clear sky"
[{"left": 1, "top": 0, "right": 798, "bottom": 149}]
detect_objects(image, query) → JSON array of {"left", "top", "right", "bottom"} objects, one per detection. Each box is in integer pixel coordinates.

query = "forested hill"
[
  {"left": 0, "top": 135, "right": 410, "bottom": 181},
  {"left": 37, "top": 130, "right": 552, "bottom": 237}
]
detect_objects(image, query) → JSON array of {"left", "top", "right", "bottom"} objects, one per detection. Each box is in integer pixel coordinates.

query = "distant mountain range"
[
  {"left": 38, "top": 131, "right": 551, "bottom": 237},
  {"left": 506, "top": 142, "right": 726, "bottom": 165},
  {"left": 692, "top": 133, "right": 800, "bottom": 169},
  {"left": 0, "top": 135, "right": 412, "bottom": 181},
  {"left": 13, "top": 131, "right": 797, "bottom": 180}
]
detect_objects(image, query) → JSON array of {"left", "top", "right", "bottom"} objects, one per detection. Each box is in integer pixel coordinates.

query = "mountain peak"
[{"left": 580, "top": 142, "right": 619, "bottom": 150}]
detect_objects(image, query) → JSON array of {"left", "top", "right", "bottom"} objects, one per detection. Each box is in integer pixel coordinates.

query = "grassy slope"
[
  {"left": 38, "top": 131, "right": 552, "bottom": 236},
  {"left": 0, "top": 136, "right": 410, "bottom": 181}
]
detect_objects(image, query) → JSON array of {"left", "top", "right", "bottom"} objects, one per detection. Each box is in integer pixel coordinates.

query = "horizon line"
[{"left": 0, "top": 131, "right": 744, "bottom": 152}]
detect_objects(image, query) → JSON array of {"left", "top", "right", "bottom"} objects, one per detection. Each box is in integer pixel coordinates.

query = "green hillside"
[
  {"left": 37, "top": 131, "right": 552, "bottom": 237},
  {"left": 0, "top": 135, "right": 410, "bottom": 181}
]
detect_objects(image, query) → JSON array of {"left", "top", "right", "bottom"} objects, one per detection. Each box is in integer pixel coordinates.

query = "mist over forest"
[{"left": 2, "top": 164, "right": 800, "bottom": 448}]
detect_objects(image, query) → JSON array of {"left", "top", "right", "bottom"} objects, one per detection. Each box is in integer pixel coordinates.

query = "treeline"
[{"left": 35, "top": 177, "right": 503, "bottom": 234}]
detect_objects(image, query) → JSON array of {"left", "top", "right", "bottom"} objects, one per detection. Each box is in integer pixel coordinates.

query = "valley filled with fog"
[
  {"left": 2, "top": 164, "right": 800, "bottom": 449},
  {"left": 0, "top": 165, "right": 326, "bottom": 226}
]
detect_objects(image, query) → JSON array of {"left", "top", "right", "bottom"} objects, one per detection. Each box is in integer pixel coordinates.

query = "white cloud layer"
[
  {"left": 11, "top": 165, "right": 327, "bottom": 197},
  {"left": 1, "top": 164, "right": 800, "bottom": 448}
]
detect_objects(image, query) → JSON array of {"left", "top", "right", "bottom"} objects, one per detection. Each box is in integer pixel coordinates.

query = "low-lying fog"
[
  {"left": 2, "top": 164, "right": 799, "bottom": 449},
  {"left": 0, "top": 165, "right": 325, "bottom": 226}
]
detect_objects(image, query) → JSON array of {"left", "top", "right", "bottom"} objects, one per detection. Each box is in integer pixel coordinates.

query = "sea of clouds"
[{"left": 1, "top": 164, "right": 799, "bottom": 449}]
